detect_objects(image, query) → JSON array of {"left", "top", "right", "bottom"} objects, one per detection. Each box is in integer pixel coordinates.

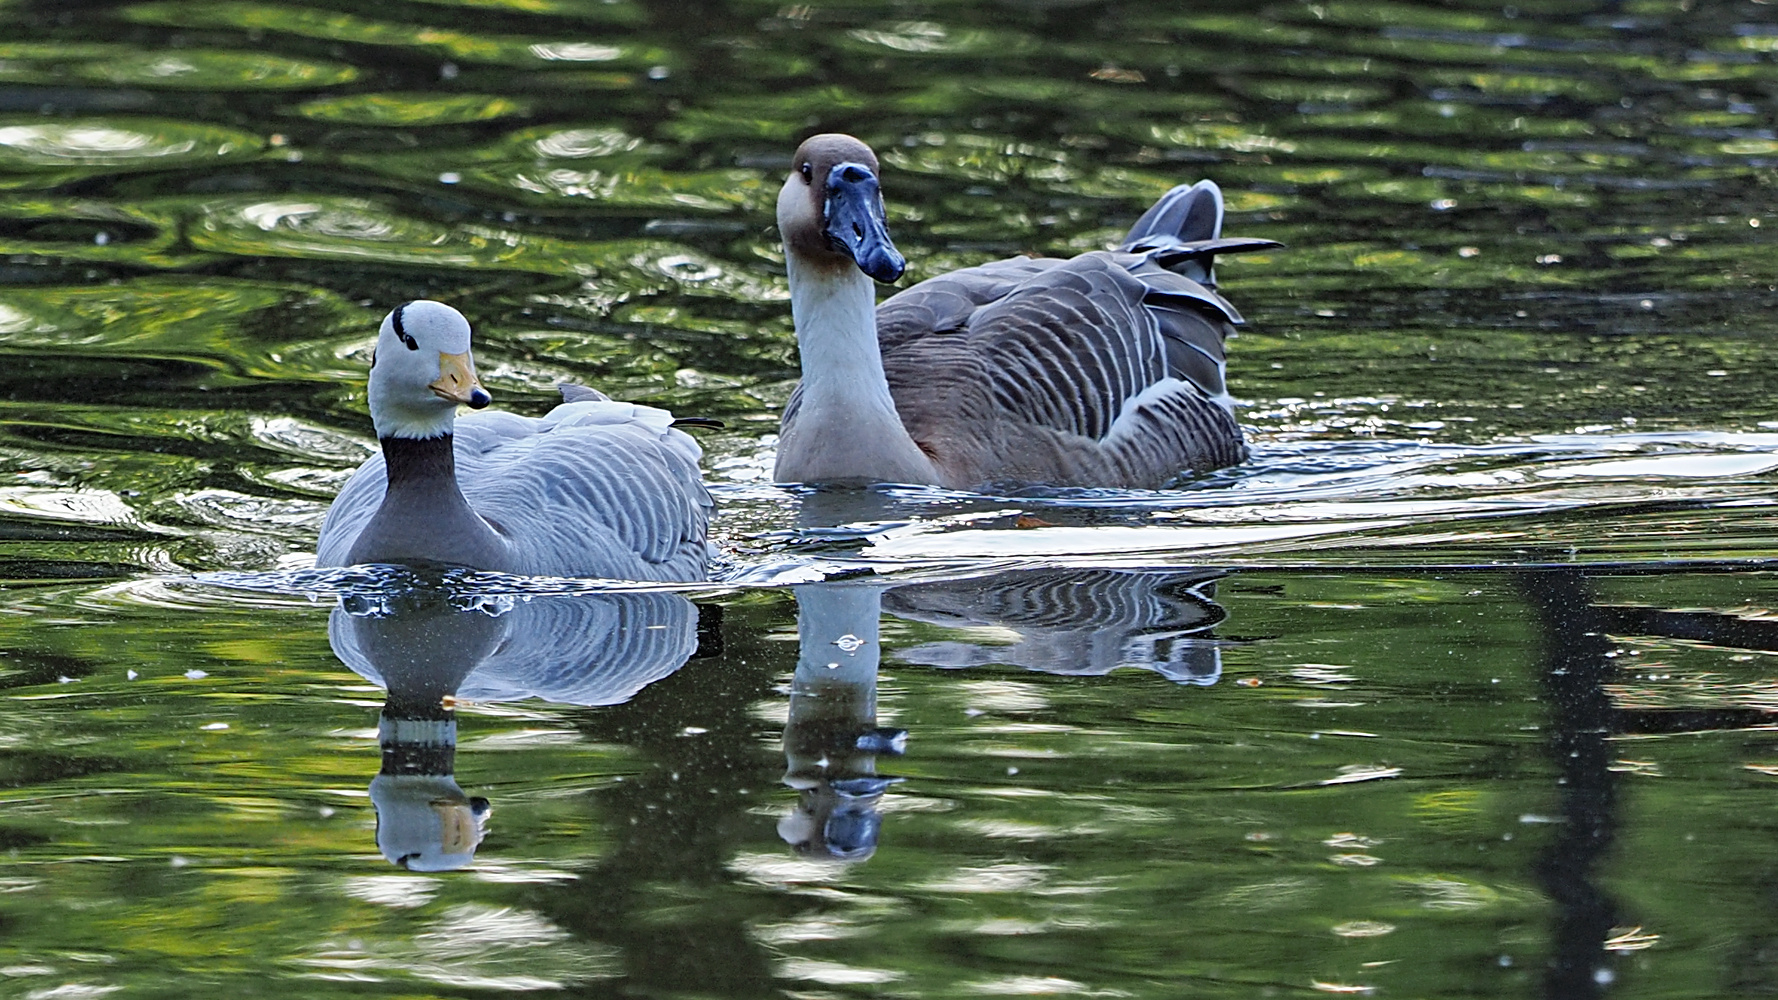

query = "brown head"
[{"left": 776, "top": 133, "right": 905, "bottom": 283}]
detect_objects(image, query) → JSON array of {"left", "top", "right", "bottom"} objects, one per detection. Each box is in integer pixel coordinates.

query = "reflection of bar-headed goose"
[
  {"left": 315, "top": 301, "right": 711, "bottom": 580},
  {"left": 773, "top": 133, "right": 1279, "bottom": 490},
  {"left": 331, "top": 588, "right": 700, "bottom": 870}
]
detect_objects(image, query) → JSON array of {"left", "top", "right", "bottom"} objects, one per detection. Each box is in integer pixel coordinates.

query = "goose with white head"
[
  {"left": 316, "top": 300, "right": 711, "bottom": 581},
  {"left": 774, "top": 133, "right": 1281, "bottom": 491}
]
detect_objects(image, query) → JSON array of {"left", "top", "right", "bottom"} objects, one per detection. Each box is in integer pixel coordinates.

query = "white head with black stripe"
[{"left": 367, "top": 300, "right": 492, "bottom": 440}]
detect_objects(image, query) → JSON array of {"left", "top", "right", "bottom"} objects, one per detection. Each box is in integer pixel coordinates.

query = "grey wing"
[
  {"left": 315, "top": 453, "right": 388, "bottom": 567},
  {"left": 456, "top": 405, "right": 712, "bottom": 581},
  {"left": 557, "top": 382, "right": 611, "bottom": 404},
  {"left": 881, "top": 252, "right": 1246, "bottom": 485},
  {"left": 876, "top": 256, "right": 1062, "bottom": 354}
]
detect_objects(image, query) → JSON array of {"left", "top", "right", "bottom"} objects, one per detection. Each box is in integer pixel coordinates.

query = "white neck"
[
  {"left": 789, "top": 256, "right": 897, "bottom": 416},
  {"left": 370, "top": 380, "right": 458, "bottom": 441},
  {"left": 777, "top": 255, "right": 938, "bottom": 485},
  {"left": 794, "top": 584, "right": 883, "bottom": 686}
]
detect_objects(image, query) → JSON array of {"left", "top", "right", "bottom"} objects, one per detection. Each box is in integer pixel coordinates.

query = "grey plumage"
[
  {"left": 317, "top": 395, "right": 712, "bottom": 581},
  {"left": 883, "top": 569, "right": 1226, "bottom": 685},
  {"left": 330, "top": 590, "right": 699, "bottom": 707}
]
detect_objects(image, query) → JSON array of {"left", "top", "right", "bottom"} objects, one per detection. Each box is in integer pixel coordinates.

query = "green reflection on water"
[
  {"left": 0, "top": 570, "right": 1767, "bottom": 994},
  {"left": 0, "top": 43, "right": 358, "bottom": 89},
  {"left": 125, "top": 1, "right": 670, "bottom": 67},
  {"left": 0, "top": 118, "right": 263, "bottom": 180},
  {"left": 0, "top": 0, "right": 1773, "bottom": 992},
  {"left": 296, "top": 93, "right": 529, "bottom": 126},
  {"left": 80, "top": 50, "right": 361, "bottom": 89}
]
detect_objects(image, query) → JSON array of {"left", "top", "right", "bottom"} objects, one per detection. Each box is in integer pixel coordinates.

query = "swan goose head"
[
  {"left": 777, "top": 133, "right": 905, "bottom": 283},
  {"left": 367, "top": 300, "right": 492, "bottom": 440}
]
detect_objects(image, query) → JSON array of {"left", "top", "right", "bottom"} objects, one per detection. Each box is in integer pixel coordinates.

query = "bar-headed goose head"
[{"left": 368, "top": 300, "right": 493, "bottom": 440}]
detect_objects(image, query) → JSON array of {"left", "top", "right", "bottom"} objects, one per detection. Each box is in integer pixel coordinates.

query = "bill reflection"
[
  {"left": 780, "top": 584, "right": 907, "bottom": 862},
  {"left": 328, "top": 588, "right": 700, "bottom": 871}
]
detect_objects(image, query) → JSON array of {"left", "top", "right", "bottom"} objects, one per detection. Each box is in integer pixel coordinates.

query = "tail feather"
[
  {"left": 1120, "top": 180, "right": 1279, "bottom": 286},
  {"left": 1123, "top": 180, "right": 1224, "bottom": 248}
]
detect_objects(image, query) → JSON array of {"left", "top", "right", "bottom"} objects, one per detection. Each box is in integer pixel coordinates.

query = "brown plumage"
[{"left": 775, "top": 133, "right": 1279, "bottom": 491}]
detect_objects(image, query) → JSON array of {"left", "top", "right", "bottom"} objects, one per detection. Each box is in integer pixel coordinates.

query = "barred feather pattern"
[
  {"left": 870, "top": 251, "right": 1248, "bottom": 489},
  {"left": 881, "top": 569, "right": 1226, "bottom": 683}
]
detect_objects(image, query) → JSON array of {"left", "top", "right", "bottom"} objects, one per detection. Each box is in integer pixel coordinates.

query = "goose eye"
[{"left": 798, "top": 162, "right": 812, "bottom": 182}]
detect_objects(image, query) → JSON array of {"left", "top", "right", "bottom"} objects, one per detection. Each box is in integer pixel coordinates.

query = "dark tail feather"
[
  {"left": 1145, "top": 237, "right": 1284, "bottom": 285},
  {"left": 1120, "top": 180, "right": 1280, "bottom": 285},
  {"left": 1123, "top": 180, "right": 1224, "bottom": 248},
  {"left": 671, "top": 417, "right": 726, "bottom": 430}
]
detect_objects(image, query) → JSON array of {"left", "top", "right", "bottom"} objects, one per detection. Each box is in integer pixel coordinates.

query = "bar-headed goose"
[
  {"left": 774, "top": 133, "right": 1279, "bottom": 491},
  {"left": 316, "top": 300, "right": 711, "bottom": 580}
]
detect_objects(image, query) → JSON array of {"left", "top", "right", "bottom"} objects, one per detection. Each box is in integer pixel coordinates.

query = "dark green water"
[{"left": 1, "top": 0, "right": 1777, "bottom": 995}]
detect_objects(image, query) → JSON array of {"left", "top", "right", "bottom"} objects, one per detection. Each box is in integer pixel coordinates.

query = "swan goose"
[
  {"left": 315, "top": 300, "right": 711, "bottom": 581},
  {"left": 773, "top": 133, "right": 1278, "bottom": 490}
]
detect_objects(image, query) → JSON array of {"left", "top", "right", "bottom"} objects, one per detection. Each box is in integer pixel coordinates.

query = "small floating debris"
[
  {"left": 1321, "top": 765, "right": 1402, "bottom": 786},
  {"left": 1605, "top": 926, "right": 1660, "bottom": 953},
  {"left": 1333, "top": 921, "right": 1396, "bottom": 938},
  {"left": 1312, "top": 981, "right": 1375, "bottom": 995}
]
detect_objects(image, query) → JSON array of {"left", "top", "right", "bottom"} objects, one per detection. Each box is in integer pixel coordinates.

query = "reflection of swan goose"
[
  {"left": 773, "top": 133, "right": 1279, "bottom": 490},
  {"left": 780, "top": 584, "right": 905, "bottom": 861},
  {"left": 315, "top": 301, "right": 711, "bottom": 580},
  {"left": 883, "top": 569, "right": 1225, "bottom": 685}
]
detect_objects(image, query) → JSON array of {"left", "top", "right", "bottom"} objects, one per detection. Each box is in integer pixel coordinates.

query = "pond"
[{"left": 0, "top": 0, "right": 1775, "bottom": 995}]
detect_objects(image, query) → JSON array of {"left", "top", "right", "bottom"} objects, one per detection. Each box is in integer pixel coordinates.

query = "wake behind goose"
[{"left": 773, "top": 133, "right": 1280, "bottom": 491}]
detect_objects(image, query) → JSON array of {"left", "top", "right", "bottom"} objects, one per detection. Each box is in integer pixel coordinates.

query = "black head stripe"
[{"left": 391, "top": 302, "right": 419, "bottom": 351}]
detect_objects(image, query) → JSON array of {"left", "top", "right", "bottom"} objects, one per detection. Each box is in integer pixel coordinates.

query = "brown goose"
[{"left": 773, "top": 133, "right": 1278, "bottom": 491}]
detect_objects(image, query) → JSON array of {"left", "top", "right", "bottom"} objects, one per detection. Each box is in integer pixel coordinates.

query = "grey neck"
[{"left": 346, "top": 435, "right": 513, "bottom": 571}]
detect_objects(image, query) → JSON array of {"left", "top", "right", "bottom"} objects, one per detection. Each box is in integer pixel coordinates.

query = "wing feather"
[{"left": 877, "top": 250, "right": 1243, "bottom": 486}]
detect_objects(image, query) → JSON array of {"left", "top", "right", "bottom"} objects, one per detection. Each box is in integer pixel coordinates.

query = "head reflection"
[{"left": 329, "top": 586, "right": 700, "bottom": 871}]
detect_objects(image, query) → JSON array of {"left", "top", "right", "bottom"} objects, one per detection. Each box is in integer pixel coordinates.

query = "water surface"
[{"left": 0, "top": 0, "right": 1776, "bottom": 995}]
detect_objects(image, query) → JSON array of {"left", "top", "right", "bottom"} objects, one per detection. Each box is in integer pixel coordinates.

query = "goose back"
[{"left": 863, "top": 180, "right": 1270, "bottom": 490}]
